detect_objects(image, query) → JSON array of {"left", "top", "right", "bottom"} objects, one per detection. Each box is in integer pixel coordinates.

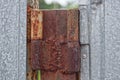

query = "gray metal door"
[
  {"left": 0, "top": 0, "right": 26, "bottom": 80},
  {"left": 80, "top": 0, "right": 120, "bottom": 80}
]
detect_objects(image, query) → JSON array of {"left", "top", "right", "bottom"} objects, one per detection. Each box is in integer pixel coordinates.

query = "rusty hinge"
[{"left": 28, "top": 8, "right": 80, "bottom": 80}]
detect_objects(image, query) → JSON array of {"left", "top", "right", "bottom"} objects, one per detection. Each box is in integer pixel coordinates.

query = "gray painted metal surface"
[
  {"left": 0, "top": 0, "right": 27, "bottom": 80},
  {"left": 90, "top": 0, "right": 105, "bottom": 79},
  {"left": 80, "top": 0, "right": 120, "bottom": 80},
  {"left": 80, "top": 5, "right": 90, "bottom": 80},
  {"left": 105, "top": 0, "right": 120, "bottom": 79},
  {"left": 79, "top": 0, "right": 89, "bottom": 5}
]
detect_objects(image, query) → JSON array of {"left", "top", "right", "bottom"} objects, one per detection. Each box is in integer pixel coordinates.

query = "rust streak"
[{"left": 31, "top": 9, "right": 43, "bottom": 40}]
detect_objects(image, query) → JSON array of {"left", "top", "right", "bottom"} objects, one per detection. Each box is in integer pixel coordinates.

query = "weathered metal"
[
  {"left": 27, "top": 4, "right": 42, "bottom": 41},
  {"left": 27, "top": 5, "right": 32, "bottom": 41},
  {"left": 27, "top": 4, "right": 42, "bottom": 80},
  {"left": 61, "top": 42, "right": 80, "bottom": 73},
  {"left": 31, "top": 40, "right": 41, "bottom": 70},
  {"left": 27, "top": 70, "right": 37, "bottom": 80},
  {"left": 67, "top": 10, "right": 79, "bottom": 42},
  {"left": 56, "top": 10, "right": 67, "bottom": 43},
  {"left": 31, "top": 9, "right": 43, "bottom": 40},
  {"left": 31, "top": 10, "right": 80, "bottom": 72},
  {"left": 41, "top": 71, "right": 77, "bottom": 80},
  {"left": 30, "top": 9, "right": 80, "bottom": 80},
  {"left": 43, "top": 10, "right": 57, "bottom": 40}
]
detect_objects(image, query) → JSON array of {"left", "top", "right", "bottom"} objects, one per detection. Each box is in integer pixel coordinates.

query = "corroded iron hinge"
[{"left": 28, "top": 8, "right": 80, "bottom": 80}]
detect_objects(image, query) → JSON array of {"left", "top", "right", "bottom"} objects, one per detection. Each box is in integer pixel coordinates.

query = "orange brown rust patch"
[
  {"left": 27, "top": 6, "right": 38, "bottom": 80},
  {"left": 31, "top": 10, "right": 80, "bottom": 72},
  {"left": 27, "top": 7, "right": 43, "bottom": 40},
  {"left": 31, "top": 9, "right": 43, "bottom": 40},
  {"left": 29, "top": 9, "right": 80, "bottom": 80}
]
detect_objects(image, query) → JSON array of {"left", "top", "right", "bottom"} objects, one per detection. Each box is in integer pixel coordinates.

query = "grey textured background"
[
  {"left": 80, "top": 0, "right": 120, "bottom": 80},
  {"left": 0, "top": 0, "right": 26, "bottom": 80}
]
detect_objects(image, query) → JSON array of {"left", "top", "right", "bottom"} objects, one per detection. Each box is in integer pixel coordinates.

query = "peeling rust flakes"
[
  {"left": 34, "top": 41, "right": 80, "bottom": 73},
  {"left": 31, "top": 9, "right": 43, "bottom": 40},
  {"left": 27, "top": 8, "right": 43, "bottom": 40},
  {"left": 39, "top": 39, "right": 63, "bottom": 71}
]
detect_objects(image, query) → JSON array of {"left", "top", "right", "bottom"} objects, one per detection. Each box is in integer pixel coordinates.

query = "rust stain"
[
  {"left": 43, "top": 10, "right": 57, "bottom": 40},
  {"left": 39, "top": 41, "right": 80, "bottom": 73},
  {"left": 30, "top": 9, "right": 80, "bottom": 80},
  {"left": 31, "top": 40, "right": 41, "bottom": 70},
  {"left": 39, "top": 39, "right": 63, "bottom": 71},
  {"left": 61, "top": 42, "right": 80, "bottom": 73},
  {"left": 27, "top": 7, "right": 43, "bottom": 40},
  {"left": 27, "top": 5, "right": 32, "bottom": 41},
  {"left": 31, "top": 9, "right": 43, "bottom": 40},
  {"left": 67, "top": 10, "right": 79, "bottom": 42},
  {"left": 27, "top": 70, "right": 37, "bottom": 80},
  {"left": 31, "top": 10, "right": 80, "bottom": 72},
  {"left": 27, "top": 6, "right": 38, "bottom": 80},
  {"left": 56, "top": 10, "right": 67, "bottom": 43}
]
